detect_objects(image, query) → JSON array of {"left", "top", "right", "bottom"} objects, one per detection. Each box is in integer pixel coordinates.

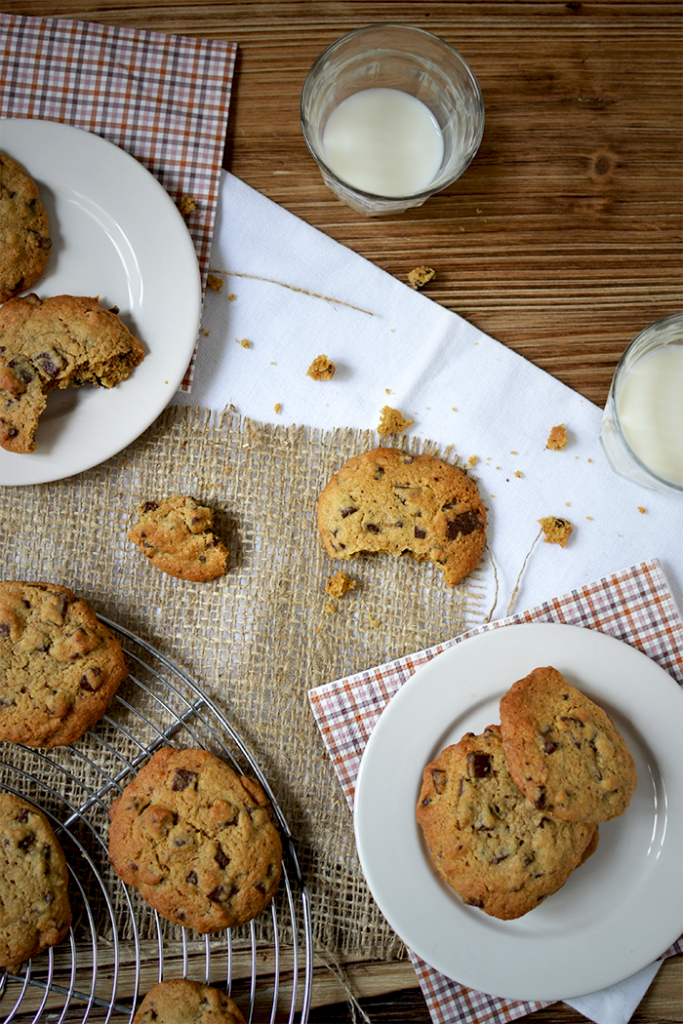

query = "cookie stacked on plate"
[{"left": 416, "top": 666, "right": 637, "bottom": 919}]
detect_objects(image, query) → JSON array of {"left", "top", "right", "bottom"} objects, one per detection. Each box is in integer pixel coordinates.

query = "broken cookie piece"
[
  {"left": 127, "top": 496, "right": 228, "bottom": 582},
  {"left": 325, "top": 571, "right": 357, "bottom": 599},
  {"left": 317, "top": 447, "right": 486, "bottom": 587},
  {"left": 307, "top": 354, "right": 336, "bottom": 381},
  {"left": 0, "top": 293, "right": 144, "bottom": 453},
  {"left": 546, "top": 424, "right": 568, "bottom": 450},
  {"left": 538, "top": 516, "right": 573, "bottom": 548},
  {"left": 407, "top": 266, "right": 435, "bottom": 290},
  {"left": 378, "top": 405, "right": 414, "bottom": 436}
]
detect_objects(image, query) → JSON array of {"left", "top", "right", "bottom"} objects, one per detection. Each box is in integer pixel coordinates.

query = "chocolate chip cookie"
[
  {"left": 133, "top": 980, "right": 246, "bottom": 1024},
  {"left": 108, "top": 747, "right": 282, "bottom": 933},
  {"left": 127, "top": 497, "right": 228, "bottom": 582},
  {"left": 415, "top": 725, "right": 598, "bottom": 919},
  {"left": 0, "top": 152, "right": 52, "bottom": 303},
  {"left": 0, "top": 792, "right": 72, "bottom": 973},
  {"left": 0, "top": 293, "right": 144, "bottom": 453},
  {"left": 317, "top": 447, "right": 486, "bottom": 586},
  {"left": 0, "top": 580, "right": 128, "bottom": 747},
  {"left": 499, "top": 666, "right": 637, "bottom": 822}
]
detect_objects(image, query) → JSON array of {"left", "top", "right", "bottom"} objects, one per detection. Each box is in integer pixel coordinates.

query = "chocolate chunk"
[
  {"left": 365, "top": 523, "right": 380, "bottom": 533},
  {"left": 446, "top": 511, "right": 482, "bottom": 539},
  {"left": 214, "top": 848, "right": 230, "bottom": 869},
  {"left": 340, "top": 506, "right": 358, "bottom": 518},
  {"left": 186, "top": 870, "right": 198, "bottom": 885},
  {"left": 414, "top": 526, "right": 426, "bottom": 539},
  {"left": 171, "top": 768, "right": 198, "bottom": 791},
  {"left": 467, "top": 752, "right": 492, "bottom": 778},
  {"left": 431, "top": 768, "right": 448, "bottom": 794}
]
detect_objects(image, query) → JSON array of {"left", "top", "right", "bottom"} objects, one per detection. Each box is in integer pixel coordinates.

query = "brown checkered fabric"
[{"left": 0, "top": 12, "right": 236, "bottom": 389}]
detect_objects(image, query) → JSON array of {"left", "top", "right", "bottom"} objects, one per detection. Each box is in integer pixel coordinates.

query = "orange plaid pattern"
[
  {"left": 0, "top": 12, "right": 236, "bottom": 390},
  {"left": 309, "top": 558, "right": 683, "bottom": 1023}
]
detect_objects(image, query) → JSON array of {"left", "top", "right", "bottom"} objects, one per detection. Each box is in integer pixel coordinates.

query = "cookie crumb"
[
  {"left": 638, "top": 506, "right": 646, "bottom": 514},
  {"left": 546, "top": 424, "right": 568, "bottom": 450},
  {"left": 228, "top": 293, "right": 236, "bottom": 301},
  {"left": 407, "top": 266, "right": 436, "bottom": 289},
  {"left": 274, "top": 403, "right": 282, "bottom": 414},
  {"left": 468, "top": 455, "right": 478, "bottom": 467},
  {"left": 325, "top": 571, "right": 357, "bottom": 599},
  {"left": 378, "top": 405, "right": 414, "bottom": 435},
  {"left": 514, "top": 470, "right": 522, "bottom": 478},
  {"left": 178, "top": 195, "right": 197, "bottom": 216},
  {"left": 206, "top": 273, "right": 223, "bottom": 292},
  {"left": 538, "top": 516, "right": 573, "bottom": 548},
  {"left": 307, "top": 354, "right": 335, "bottom": 381},
  {"left": 236, "top": 338, "right": 251, "bottom": 348}
]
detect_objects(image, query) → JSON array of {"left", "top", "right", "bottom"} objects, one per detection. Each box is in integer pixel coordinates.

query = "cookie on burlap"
[
  {"left": 317, "top": 447, "right": 486, "bottom": 586},
  {"left": 0, "top": 580, "right": 128, "bottom": 748},
  {"left": 0, "top": 151, "right": 52, "bottom": 303},
  {"left": 127, "top": 497, "right": 228, "bottom": 582},
  {"left": 0, "top": 293, "right": 144, "bottom": 453},
  {"left": 108, "top": 747, "right": 282, "bottom": 932},
  {"left": 499, "top": 666, "right": 637, "bottom": 822},
  {"left": 415, "top": 725, "right": 598, "bottom": 920},
  {"left": 133, "top": 980, "right": 246, "bottom": 1024},
  {"left": 0, "top": 792, "right": 72, "bottom": 973}
]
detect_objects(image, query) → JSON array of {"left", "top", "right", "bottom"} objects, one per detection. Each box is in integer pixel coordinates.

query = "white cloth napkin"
[{"left": 175, "top": 170, "right": 682, "bottom": 1023}]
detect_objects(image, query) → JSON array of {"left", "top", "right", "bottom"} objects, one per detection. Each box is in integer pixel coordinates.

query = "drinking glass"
[{"left": 300, "top": 24, "right": 484, "bottom": 216}]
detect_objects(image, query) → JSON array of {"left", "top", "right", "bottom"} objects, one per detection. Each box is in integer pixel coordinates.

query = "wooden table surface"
[{"left": 2, "top": 2, "right": 681, "bottom": 1022}]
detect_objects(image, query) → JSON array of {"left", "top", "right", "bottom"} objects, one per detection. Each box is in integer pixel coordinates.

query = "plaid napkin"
[
  {"left": 309, "top": 558, "right": 683, "bottom": 1024},
  {"left": 0, "top": 11, "right": 236, "bottom": 389}
]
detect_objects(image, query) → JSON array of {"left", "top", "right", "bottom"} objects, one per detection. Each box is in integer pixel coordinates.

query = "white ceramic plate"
[
  {"left": 354, "top": 622, "right": 683, "bottom": 1002},
  {"left": 0, "top": 118, "right": 202, "bottom": 485}
]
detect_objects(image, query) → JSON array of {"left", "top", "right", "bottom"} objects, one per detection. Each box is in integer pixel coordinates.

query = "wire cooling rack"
[{"left": 0, "top": 617, "right": 313, "bottom": 1023}]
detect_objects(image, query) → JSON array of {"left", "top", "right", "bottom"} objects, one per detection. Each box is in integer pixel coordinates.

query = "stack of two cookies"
[{"left": 416, "top": 666, "right": 637, "bottom": 920}]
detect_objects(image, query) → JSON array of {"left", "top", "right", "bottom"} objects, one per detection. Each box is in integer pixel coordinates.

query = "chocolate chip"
[
  {"left": 172, "top": 769, "right": 197, "bottom": 791},
  {"left": 0, "top": 622, "right": 10, "bottom": 637},
  {"left": 465, "top": 897, "right": 485, "bottom": 908},
  {"left": 15, "top": 808, "right": 29, "bottom": 823},
  {"left": 467, "top": 752, "right": 492, "bottom": 778},
  {"left": 446, "top": 511, "right": 482, "bottom": 539},
  {"left": 414, "top": 527, "right": 426, "bottom": 539},
  {"left": 214, "top": 848, "right": 229, "bottom": 869},
  {"left": 542, "top": 737, "right": 558, "bottom": 754},
  {"left": 431, "top": 768, "right": 448, "bottom": 794},
  {"left": 365, "top": 523, "right": 380, "bottom": 533},
  {"left": 141, "top": 502, "right": 159, "bottom": 513},
  {"left": 340, "top": 506, "right": 358, "bottom": 518},
  {"left": 373, "top": 467, "right": 385, "bottom": 479},
  {"left": 34, "top": 350, "right": 64, "bottom": 379},
  {"left": 186, "top": 870, "right": 198, "bottom": 885},
  {"left": 18, "top": 833, "right": 36, "bottom": 851}
]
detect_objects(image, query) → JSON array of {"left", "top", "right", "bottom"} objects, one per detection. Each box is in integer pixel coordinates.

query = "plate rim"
[
  {"left": 0, "top": 117, "right": 202, "bottom": 486},
  {"left": 353, "top": 621, "right": 683, "bottom": 1001}
]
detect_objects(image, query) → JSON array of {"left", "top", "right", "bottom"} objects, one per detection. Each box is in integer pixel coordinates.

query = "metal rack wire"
[{"left": 0, "top": 618, "right": 313, "bottom": 1023}]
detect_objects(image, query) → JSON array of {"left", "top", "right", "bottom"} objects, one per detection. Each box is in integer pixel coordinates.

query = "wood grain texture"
[{"left": 1, "top": 3, "right": 681, "bottom": 1021}]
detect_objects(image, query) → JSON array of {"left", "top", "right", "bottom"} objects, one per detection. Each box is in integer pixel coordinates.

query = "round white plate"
[
  {"left": 0, "top": 118, "right": 202, "bottom": 485},
  {"left": 354, "top": 622, "right": 683, "bottom": 1002}
]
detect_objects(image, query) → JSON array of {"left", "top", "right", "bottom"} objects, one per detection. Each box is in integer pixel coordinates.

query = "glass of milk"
[
  {"left": 599, "top": 313, "right": 683, "bottom": 493},
  {"left": 300, "top": 24, "right": 484, "bottom": 215}
]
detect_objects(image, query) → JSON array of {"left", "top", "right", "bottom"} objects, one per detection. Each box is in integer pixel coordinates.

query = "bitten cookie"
[
  {"left": 0, "top": 293, "right": 144, "bottom": 453},
  {"left": 133, "top": 980, "right": 246, "bottom": 1024},
  {"left": 0, "top": 793, "right": 72, "bottom": 973},
  {"left": 415, "top": 725, "right": 598, "bottom": 920},
  {"left": 317, "top": 447, "right": 486, "bottom": 586},
  {"left": 108, "top": 747, "right": 282, "bottom": 932},
  {"left": 499, "top": 666, "right": 637, "bottom": 823},
  {"left": 127, "top": 497, "right": 228, "bottom": 582},
  {"left": 0, "top": 580, "right": 128, "bottom": 747},
  {"left": 0, "top": 152, "right": 52, "bottom": 303}
]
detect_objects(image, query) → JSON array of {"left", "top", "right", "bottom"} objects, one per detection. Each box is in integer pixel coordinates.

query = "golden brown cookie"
[
  {"left": 127, "top": 497, "right": 228, "bottom": 582},
  {"left": 0, "top": 293, "right": 144, "bottom": 453},
  {"left": 0, "top": 793, "right": 72, "bottom": 973},
  {"left": 133, "top": 980, "right": 246, "bottom": 1024},
  {"left": 499, "top": 666, "right": 637, "bottom": 822},
  {"left": 0, "top": 580, "right": 128, "bottom": 747},
  {"left": 415, "top": 725, "right": 598, "bottom": 920},
  {"left": 108, "top": 747, "right": 282, "bottom": 933},
  {"left": 0, "top": 151, "right": 51, "bottom": 303},
  {"left": 317, "top": 447, "right": 486, "bottom": 586}
]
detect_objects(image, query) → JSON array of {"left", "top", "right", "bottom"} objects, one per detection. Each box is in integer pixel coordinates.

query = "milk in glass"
[
  {"left": 322, "top": 88, "right": 444, "bottom": 197},
  {"left": 617, "top": 345, "right": 683, "bottom": 487}
]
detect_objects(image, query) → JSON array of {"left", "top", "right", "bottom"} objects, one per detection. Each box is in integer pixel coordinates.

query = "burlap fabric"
[{"left": 0, "top": 406, "right": 488, "bottom": 962}]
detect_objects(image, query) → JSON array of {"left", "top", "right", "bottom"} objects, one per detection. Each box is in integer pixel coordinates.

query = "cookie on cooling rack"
[
  {"left": 0, "top": 580, "right": 128, "bottom": 748},
  {"left": 0, "top": 792, "right": 72, "bottom": 973},
  {"left": 133, "top": 979, "right": 246, "bottom": 1024},
  {"left": 317, "top": 447, "right": 486, "bottom": 586},
  {"left": 499, "top": 666, "right": 637, "bottom": 822},
  {"left": 0, "top": 151, "right": 52, "bottom": 303},
  {"left": 415, "top": 725, "right": 598, "bottom": 920},
  {"left": 108, "top": 747, "right": 282, "bottom": 933},
  {"left": 127, "top": 496, "right": 228, "bottom": 582}
]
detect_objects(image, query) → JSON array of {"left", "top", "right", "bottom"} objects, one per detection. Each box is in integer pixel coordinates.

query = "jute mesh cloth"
[{"left": 0, "top": 406, "right": 488, "bottom": 961}]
